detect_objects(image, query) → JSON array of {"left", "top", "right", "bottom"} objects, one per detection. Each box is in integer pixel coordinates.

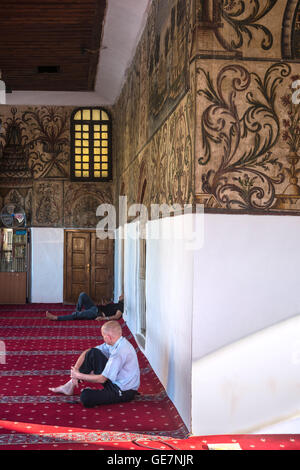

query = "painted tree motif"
[{"left": 23, "top": 106, "right": 70, "bottom": 179}]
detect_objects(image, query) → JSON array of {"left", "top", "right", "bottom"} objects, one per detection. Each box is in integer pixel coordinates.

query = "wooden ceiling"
[{"left": 0, "top": 0, "right": 107, "bottom": 92}]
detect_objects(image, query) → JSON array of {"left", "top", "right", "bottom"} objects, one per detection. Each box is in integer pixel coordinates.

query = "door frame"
[{"left": 63, "top": 229, "right": 114, "bottom": 304}]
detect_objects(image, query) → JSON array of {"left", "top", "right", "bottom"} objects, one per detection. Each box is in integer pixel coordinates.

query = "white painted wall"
[
  {"left": 95, "top": 0, "right": 151, "bottom": 104},
  {"left": 254, "top": 414, "right": 300, "bottom": 434},
  {"left": 123, "top": 223, "right": 140, "bottom": 335},
  {"left": 30, "top": 228, "right": 64, "bottom": 303},
  {"left": 191, "top": 213, "right": 300, "bottom": 434},
  {"left": 114, "top": 227, "right": 124, "bottom": 303},
  {"left": 6, "top": 91, "right": 111, "bottom": 106},
  {"left": 118, "top": 217, "right": 194, "bottom": 429},
  {"left": 191, "top": 315, "right": 300, "bottom": 435},
  {"left": 116, "top": 213, "right": 300, "bottom": 434},
  {"left": 192, "top": 214, "right": 300, "bottom": 360},
  {"left": 144, "top": 216, "right": 194, "bottom": 430}
]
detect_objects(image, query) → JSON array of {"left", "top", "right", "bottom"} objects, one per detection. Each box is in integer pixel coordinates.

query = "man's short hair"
[{"left": 102, "top": 320, "right": 122, "bottom": 337}]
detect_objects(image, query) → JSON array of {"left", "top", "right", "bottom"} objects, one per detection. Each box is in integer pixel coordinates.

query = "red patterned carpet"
[{"left": 0, "top": 304, "right": 300, "bottom": 451}]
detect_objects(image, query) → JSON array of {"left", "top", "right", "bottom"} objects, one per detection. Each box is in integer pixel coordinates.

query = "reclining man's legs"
[{"left": 46, "top": 292, "right": 98, "bottom": 321}]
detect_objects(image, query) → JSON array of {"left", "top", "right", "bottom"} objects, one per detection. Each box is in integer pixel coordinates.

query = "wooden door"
[
  {"left": 64, "top": 231, "right": 114, "bottom": 304},
  {"left": 65, "top": 231, "right": 90, "bottom": 303}
]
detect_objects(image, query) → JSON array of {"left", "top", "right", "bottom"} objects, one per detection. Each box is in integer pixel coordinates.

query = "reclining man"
[
  {"left": 46, "top": 292, "right": 124, "bottom": 321},
  {"left": 49, "top": 320, "right": 140, "bottom": 408}
]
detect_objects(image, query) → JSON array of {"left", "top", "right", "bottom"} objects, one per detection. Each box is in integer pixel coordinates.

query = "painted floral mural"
[{"left": 0, "top": 105, "right": 113, "bottom": 227}]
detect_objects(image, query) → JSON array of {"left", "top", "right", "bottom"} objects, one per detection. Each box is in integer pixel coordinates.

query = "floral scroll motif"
[
  {"left": 220, "top": 0, "right": 278, "bottom": 51},
  {"left": 132, "top": 92, "right": 194, "bottom": 209},
  {"left": 197, "top": 62, "right": 291, "bottom": 210}
]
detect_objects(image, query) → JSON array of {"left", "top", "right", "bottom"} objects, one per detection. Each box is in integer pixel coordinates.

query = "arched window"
[{"left": 70, "top": 107, "right": 112, "bottom": 181}]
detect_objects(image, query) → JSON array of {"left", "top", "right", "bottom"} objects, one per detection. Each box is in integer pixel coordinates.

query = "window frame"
[{"left": 70, "top": 107, "right": 112, "bottom": 182}]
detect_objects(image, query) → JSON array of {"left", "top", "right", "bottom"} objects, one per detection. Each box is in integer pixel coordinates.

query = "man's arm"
[
  {"left": 71, "top": 366, "right": 108, "bottom": 384},
  {"left": 95, "top": 309, "right": 123, "bottom": 321}
]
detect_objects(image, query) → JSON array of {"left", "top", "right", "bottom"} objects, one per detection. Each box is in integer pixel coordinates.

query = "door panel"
[
  {"left": 72, "top": 253, "right": 86, "bottom": 266},
  {"left": 72, "top": 268, "right": 87, "bottom": 283},
  {"left": 65, "top": 231, "right": 90, "bottom": 303},
  {"left": 0, "top": 272, "right": 27, "bottom": 304},
  {"left": 90, "top": 232, "right": 114, "bottom": 302}
]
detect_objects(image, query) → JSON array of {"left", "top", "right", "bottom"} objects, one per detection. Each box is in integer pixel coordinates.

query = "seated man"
[
  {"left": 46, "top": 292, "right": 124, "bottom": 321},
  {"left": 49, "top": 321, "right": 140, "bottom": 408}
]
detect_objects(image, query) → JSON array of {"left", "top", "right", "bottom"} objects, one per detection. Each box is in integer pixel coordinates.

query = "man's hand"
[
  {"left": 70, "top": 366, "right": 107, "bottom": 384},
  {"left": 105, "top": 310, "right": 122, "bottom": 321},
  {"left": 70, "top": 367, "right": 81, "bottom": 380},
  {"left": 95, "top": 316, "right": 107, "bottom": 322}
]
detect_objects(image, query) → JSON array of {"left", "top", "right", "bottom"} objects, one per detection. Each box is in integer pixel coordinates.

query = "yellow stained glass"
[
  {"left": 92, "top": 109, "right": 101, "bottom": 120},
  {"left": 74, "top": 111, "right": 82, "bottom": 120},
  {"left": 73, "top": 108, "right": 110, "bottom": 180},
  {"left": 82, "top": 109, "right": 91, "bottom": 120}
]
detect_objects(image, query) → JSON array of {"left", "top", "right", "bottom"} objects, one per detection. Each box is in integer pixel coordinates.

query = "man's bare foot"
[
  {"left": 49, "top": 379, "right": 78, "bottom": 396},
  {"left": 46, "top": 311, "right": 58, "bottom": 321}
]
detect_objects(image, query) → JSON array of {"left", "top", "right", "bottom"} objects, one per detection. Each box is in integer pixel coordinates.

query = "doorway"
[{"left": 64, "top": 230, "right": 114, "bottom": 304}]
